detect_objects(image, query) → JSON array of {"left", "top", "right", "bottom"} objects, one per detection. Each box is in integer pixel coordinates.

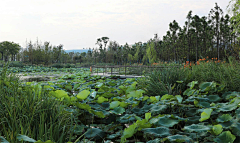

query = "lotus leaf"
[
  {"left": 185, "top": 108, "right": 198, "bottom": 117},
  {"left": 101, "top": 102, "right": 110, "bottom": 109},
  {"left": 119, "top": 102, "right": 128, "bottom": 108},
  {"left": 97, "top": 97, "right": 108, "bottom": 104},
  {"left": 167, "top": 134, "right": 193, "bottom": 143},
  {"left": 17, "top": 134, "right": 36, "bottom": 142},
  {"left": 199, "top": 108, "right": 213, "bottom": 122},
  {"left": 127, "top": 90, "right": 144, "bottom": 98},
  {"left": 150, "top": 105, "right": 167, "bottom": 115},
  {"left": 199, "top": 82, "right": 216, "bottom": 92},
  {"left": 187, "top": 81, "right": 198, "bottom": 89},
  {"left": 142, "top": 127, "right": 171, "bottom": 137},
  {"left": 216, "top": 114, "right": 233, "bottom": 123},
  {"left": 197, "top": 101, "right": 210, "bottom": 108},
  {"left": 175, "top": 95, "right": 183, "bottom": 103},
  {"left": 53, "top": 90, "right": 68, "bottom": 98},
  {"left": 90, "top": 110, "right": 105, "bottom": 118},
  {"left": 206, "top": 95, "right": 222, "bottom": 102},
  {"left": 220, "top": 121, "right": 234, "bottom": 129},
  {"left": 118, "top": 114, "right": 136, "bottom": 123},
  {"left": 183, "top": 89, "right": 196, "bottom": 96},
  {"left": 77, "top": 90, "right": 90, "bottom": 100},
  {"left": 217, "top": 103, "right": 238, "bottom": 112},
  {"left": 213, "top": 131, "right": 236, "bottom": 143},
  {"left": 75, "top": 103, "right": 91, "bottom": 111},
  {"left": 153, "top": 116, "right": 179, "bottom": 127},
  {"left": 85, "top": 128, "right": 106, "bottom": 140},
  {"left": 132, "top": 108, "right": 146, "bottom": 115},
  {"left": 136, "top": 119, "right": 152, "bottom": 130},
  {"left": 231, "top": 122, "right": 240, "bottom": 136},
  {"left": 145, "top": 113, "right": 151, "bottom": 121},
  {"left": 109, "top": 101, "right": 120, "bottom": 109},
  {"left": 121, "top": 123, "right": 137, "bottom": 142},
  {"left": 184, "top": 124, "right": 210, "bottom": 133},
  {"left": 70, "top": 125, "right": 84, "bottom": 135},
  {"left": 111, "top": 107, "right": 125, "bottom": 114},
  {"left": 90, "top": 91, "right": 97, "bottom": 98},
  {"left": 146, "top": 138, "right": 162, "bottom": 143},
  {"left": 0, "top": 136, "right": 9, "bottom": 143},
  {"left": 107, "top": 131, "right": 121, "bottom": 139},
  {"left": 212, "top": 124, "right": 223, "bottom": 135},
  {"left": 161, "top": 94, "right": 175, "bottom": 101},
  {"left": 186, "top": 116, "right": 200, "bottom": 124}
]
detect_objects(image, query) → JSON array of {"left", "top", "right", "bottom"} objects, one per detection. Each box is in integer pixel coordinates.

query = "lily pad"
[
  {"left": 167, "top": 134, "right": 193, "bottom": 143},
  {"left": 17, "top": 134, "right": 36, "bottom": 142},
  {"left": 85, "top": 128, "right": 106, "bottom": 140},
  {"left": 77, "top": 90, "right": 90, "bottom": 100},
  {"left": 199, "top": 108, "right": 213, "bottom": 122},
  {"left": 184, "top": 124, "right": 210, "bottom": 133},
  {"left": 213, "top": 131, "right": 236, "bottom": 143},
  {"left": 216, "top": 114, "right": 233, "bottom": 123},
  {"left": 142, "top": 127, "right": 171, "bottom": 137},
  {"left": 153, "top": 116, "right": 179, "bottom": 127}
]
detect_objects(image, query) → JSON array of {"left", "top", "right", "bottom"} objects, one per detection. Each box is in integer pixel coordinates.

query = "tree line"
[{"left": 1, "top": 2, "right": 239, "bottom": 66}]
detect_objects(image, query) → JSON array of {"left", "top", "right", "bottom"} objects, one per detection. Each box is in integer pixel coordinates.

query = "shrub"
[
  {"left": 9, "top": 61, "right": 24, "bottom": 67},
  {"left": 51, "top": 63, "right": 64, "bottom": 68}
]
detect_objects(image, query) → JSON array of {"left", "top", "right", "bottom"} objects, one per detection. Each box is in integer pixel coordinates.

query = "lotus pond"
[{"left": 0, "top": 66, "right": 240, "bottom": 143}]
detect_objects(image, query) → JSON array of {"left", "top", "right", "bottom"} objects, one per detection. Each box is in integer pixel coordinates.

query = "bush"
[
  {"left": 51, "top": 63, "right": 64, "bottom": 68},
  {"left": 65, "top": 63, "right": 76, "bottom": 68},
  {"left": 9, "top": 61, "right": 24, "bottom": 67}
]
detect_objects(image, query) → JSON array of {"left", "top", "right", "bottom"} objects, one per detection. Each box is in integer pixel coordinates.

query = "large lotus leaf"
[
  {"left": 127, "top": 90, "right": 144, "bottom": 98},
  {"left": 186, "top": 116, "right": 200, "bottom": 124},
  {"left": 185, "top": 108, "right": 198, "bottom": 117},
  {"left": 109, "top": 101, "right": 120, "bottom": 109},
  {"left": 216, "top": 114, "right": 233, "bottom": 123},
  {"left": 230, "top": 123, "right": 240, "bottom": 136},
  {"left": 222, "top": 91, "right": 234, "bottom": 100},
  {"left": 199, "top": 82, "right": 216, "bottom": 92},
  {"left": 219, "top": 121, "right": 233, "bottom": 130},
  {"left": 161, "top": 94, "right": 175, "bottom": 101},
  {"left": 136, "top": 119, "right": 152, "bottom": 130},
  {"left": 175, "top": 95, "right": 183, "bottom": 103},
  {"left": 213, "top": 131, "right": 236, "bottom": 143},
  {"left": 75, "top": 103, "right": 91, "bottom": 111},
  {"left": 197, "top": 101, "right": 210, "bottom": 108},
  {"left": 184, "top": 124, "right": 210, "bottom": 133},
  {"left": 111, "top": 107, "right": 125, "bottom": 115},
  {"left": 119, "top": 102, "right": 128, "bottom": 108},
  {"left": 90, "top": 110, "right": 105, "bottom": 118},
  {"left": 206, "top": 95, "right": 222, "bottom": 102},
  {"left": 150, "top": 105, "right": 167, "bottom": 115},
  {"left": 0, "top": 136, "right": 9, "bottom": 143},
  {"left": 212, "top": 124, "right": 223, "bottom": 135},
  {"left": 153, "top": 116, "right": 179, "bottom": 127},
  {"left": 183, "top": 89, "right": 196, "bottom": 96},
  {"left": 187, "top": 81, "right": 198, "bottom": 89},
  {"left": 90, "top": 91, "right": 97, "bottom": 98},
  {"left": 148, "top": 96, "right": 158, "bottom": 103},
  {"left": 146, "top": 138, "right": 162, "bottom": 143},
  {"left": 199, "top": 108, "right": 213, "bottom": 122},
  {"left": 132, "top": 108, "right": 145, "bottom": 115},
  {"left": 107, "top": 131, "right": 121, "bottom": 139},
  {"left": 70, "top": 125, "right": 85, "bottom": 135},
  {"left": 142, "top": 127, "right": 171, "bottom": 137},
  {"left": 217, "top": 103, "right": 238, "bottom": 112},
  {"left": 118, "top": 114, "right": 136, "bottom": 123},
  {"left": 145, "top": 112, "right": 151, "bottom": 121},
  {"left": 53, "top": 90, "right": 68, "bottom": 98},
  {"left": 226, "top": 92, "right": 240, "bottom": 100},
  {"left": 142, "top": 104, "right": 154, "bottom": 112},
  {"left": 85, "top": 128, "right": 106, "bottom": 140},
  {"left": 77, "top": 90, "right": 90, "bottom": 100},
  {"left": 121, "top": 123, "right": 137, "bottom": 142},
  {"left": 97, "top": 97, "right": 108, "bottom": 104},
  {"left": 167, "top": 134, "right": 193, "bottom": 143},
  {"left": 17, "top": 134, "right": 36, "bottom": 142}
]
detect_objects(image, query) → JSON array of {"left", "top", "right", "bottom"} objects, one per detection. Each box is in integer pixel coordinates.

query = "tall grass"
[
  {"left": 0, "top": 65, "right": 74, "bottom": 142},
  {"left": 139, "top": 58, "right": 240, "bottom": 97}
]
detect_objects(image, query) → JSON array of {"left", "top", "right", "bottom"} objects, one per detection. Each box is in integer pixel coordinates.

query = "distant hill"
[{"left": 65, "top": 49, "right": 91, "bottom": 53}]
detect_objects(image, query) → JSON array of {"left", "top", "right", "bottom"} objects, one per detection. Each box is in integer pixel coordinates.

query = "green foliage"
[
  {"left": 199, "top": 108, "right": 213, "bottom": 122},
  {"left": 212, "top": 124, "right": 223, "bottom": 135},
  {"left": 213, "top": 131, "right": 236, "bottom": 143}
]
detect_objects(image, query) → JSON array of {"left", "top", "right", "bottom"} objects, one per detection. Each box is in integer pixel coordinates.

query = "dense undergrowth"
[{"left": 0, "top": 60, "right": 240, "bottom": 142}]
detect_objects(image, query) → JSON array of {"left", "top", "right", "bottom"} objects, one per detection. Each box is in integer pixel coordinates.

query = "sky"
[{"left": 0, "top": 0, "right": 231, "bottom": 50}]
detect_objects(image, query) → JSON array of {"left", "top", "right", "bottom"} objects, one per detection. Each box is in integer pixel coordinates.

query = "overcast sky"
[{"left": 0, "top": 0, "right": 230, "bottom": 50}]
